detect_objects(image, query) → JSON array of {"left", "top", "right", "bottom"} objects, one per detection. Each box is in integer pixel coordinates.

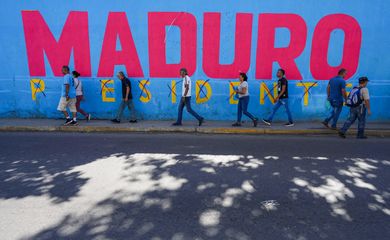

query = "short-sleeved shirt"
[
  {"left": 328, "top": 76, "right": 346, "bottom": 102},
  {"left": 61, "top": 73, "right": 76, "bottom": 98},
  {"left": 238, "top": 81, "right": 249, "bottom": 98},
  {"left": 182, "top": 75, "right": 192, "bottom": 97},
  {"left": 121, "top": 77, "right": 133, "bottom": 99},
  {"left": 73, "top": 78, "right": 83, "bottom": 96},
  {"left": 360, "top": 87, "right": 370, "bottom": 102},
  {"left": 278, "top": 77, "right": 288, "bottom": 99}
]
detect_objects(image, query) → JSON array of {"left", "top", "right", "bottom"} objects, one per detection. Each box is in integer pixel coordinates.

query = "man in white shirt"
[
  {"left": 172, "top": 68, "right": 204, "bottom": 126},
  {"left": 339, "top": 77, "right": 371, "bottom": 139}
]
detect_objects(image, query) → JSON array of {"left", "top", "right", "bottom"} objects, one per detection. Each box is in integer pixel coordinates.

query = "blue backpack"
[{"left": 346, "top": 87, "right": 363, "bottom": 107}]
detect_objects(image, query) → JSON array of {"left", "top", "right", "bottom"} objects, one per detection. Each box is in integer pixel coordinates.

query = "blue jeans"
[
  {"left": 237, "top": 96, "right": 256, "bottom": 122},
  {"left": 324, "top": 99, "right": 343, "bottom": 128},
  {"left": 176, "top": 97, "right": 203, "bottom": 124},
  {"left": 266, "top": 98, "right": 293, "bottom": 123},
  {"left": 340, "top": 105, "right": 366, "bottom": 137},
  {"left": 116, "top": 100, "right": 136, "bottom": 121}
]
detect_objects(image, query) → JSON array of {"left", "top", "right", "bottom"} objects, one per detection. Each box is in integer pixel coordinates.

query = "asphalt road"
[{"left": 0, "top": 132, "right": 389, "bottom": 240}]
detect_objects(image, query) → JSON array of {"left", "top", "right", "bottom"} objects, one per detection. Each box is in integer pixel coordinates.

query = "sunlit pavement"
[{"left": 0, "top": 132, "right": 389, "bottom": 240}]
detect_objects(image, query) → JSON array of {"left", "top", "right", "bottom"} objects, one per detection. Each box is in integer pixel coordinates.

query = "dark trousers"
[
  {"left": 76, "top": 95, "right": 88, "bottom": 117},
  {"left": 176, "top": 97, "right": 203, "bottom": 124},
  {"left": 340, "top": 105, "right": 367, "bottom": 137},
  {"left": 237, "top": 96, "right": 256, "bottom": 122},
  {"left": 324, "top": 99, "right": 343, "bottom": 128},
  {"left": 115, "top": 100, "right": 136, "bottom": 121}
]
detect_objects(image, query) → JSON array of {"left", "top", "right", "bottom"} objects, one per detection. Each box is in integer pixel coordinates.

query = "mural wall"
[{"left": 1, "top": 0, "right": 389, "bottom": 121}]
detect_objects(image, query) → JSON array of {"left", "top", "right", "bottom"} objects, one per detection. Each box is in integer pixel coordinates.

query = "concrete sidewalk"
[{"left": 0, "top": 118, "right": 389, "bottom": 137}]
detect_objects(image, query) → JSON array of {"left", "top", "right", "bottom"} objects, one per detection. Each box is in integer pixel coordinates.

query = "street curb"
[{"left": 0, "top": 125, "right": 389, "bottom": 137}]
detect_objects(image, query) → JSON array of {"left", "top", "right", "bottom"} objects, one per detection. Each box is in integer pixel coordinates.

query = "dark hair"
[
  {"left": 118, "top": 71, "right": 125, "bottom": 77},
  {"left": 180, "top": 68, "right": 188, "bottom": 75},
  {"left": 359, "top": 76, "right": 369, "bottom": 83},
  {"left": 278, "top": 68, "right": 285, "bottom": 76},
  {"left": 62, "top": 65, "right": 70, "bottom": 71},
  {"left": 72, "top": 71, "right": 80, "bottom": 78},
  {"left": 239, "top": 72, "right": 248, "bottom": 81},
  {"left": 338, "top": 68, "right": 347, "bottom": 75}
]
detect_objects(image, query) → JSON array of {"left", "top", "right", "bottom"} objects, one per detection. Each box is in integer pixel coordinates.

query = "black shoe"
[
  {"left": 357, "top": 136, "right": 368, "bottom": 139},
  {"left": 232, "top": 122, "right": 241, "bottom": 127},
  {"left": 322, "top": 121, "right": 329, "bottom": 128},
  {"left": 262, "top": 119, "right": 271, "bottom": 126},
  {"left": 338, "top": 131, "right": 346, "bottom": 139},
  {"left": 198, "top": 118, "right": 204, "bottom": 126},
  {"left": 285, "top": 122, "right": 295, "bottom": 127},
  {"left": 129, "top": 120, "right": 137, "bottom": 123},
  {"left": 253, "top": 118, "right": 258, "bottom": 127},
  {"left": 111, "top": 119, "right": 120, "bottom": 123},
  {"left": 69, "top": 120, "right": 78, "bottom": 126},
  {"left": 172, "top": 122, "right": 182, "bottom": 126},
  {"left": 64, "top": 118, "right": 72, "bottom": 126}
]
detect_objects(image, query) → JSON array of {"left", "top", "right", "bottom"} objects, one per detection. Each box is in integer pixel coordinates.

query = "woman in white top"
[
  {"left": 72, "top": 71, "right": 91, "bottom": 121},
  {"left": 232, "top": 72, "right": 258, "bottom": 127}
]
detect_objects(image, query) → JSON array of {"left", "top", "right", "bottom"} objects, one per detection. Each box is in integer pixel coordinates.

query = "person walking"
[
  {"left": 172, "top": 68, "right": 204, "bottom": 126},
  {"left": 338, "top": 77, "right": 371, "bottom": 139},
  {"left": 232, "top": 72, "right": 258, "bottom": 127},
  {"left": 111, "top": 71, "right": 137, "bottom": 123},
  {"left": 262, "top": 69, "right": 294, "bottom": 127},
  {"left": 57, "top": 66, "right": 78, "bottom": 126},
  {"left": 72, "top": 71, "right": 91, "bottom": 121},
  {"left": 322, "top": 69, "right": 348, "bottom": 130}
]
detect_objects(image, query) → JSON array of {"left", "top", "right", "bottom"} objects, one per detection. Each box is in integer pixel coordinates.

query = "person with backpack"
[
  {"left": 338, "top": 77, "right": 371, "bottom": 139},
  {"left": 322, "top": 69, "right": 348, "bottom": 130},
  {"left": 72, "top": 71, "right": 91, "bottom": 121},
  {"left": 262, "top": 69, "right": 294, "bottom": 127},
  {"left": 232, "top": 72, "right": 258, "bottom": 127},
  {"left": 57, "top": 66, "right": 78, "bottom": 125}
]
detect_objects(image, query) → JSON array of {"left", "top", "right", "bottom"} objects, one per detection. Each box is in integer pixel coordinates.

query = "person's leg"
[
  {"left": 357, "top": 106, "right": 367, "bottom": 138},
  {"left": 237, "top": 98, "right": 243, "bottom": 122},
  {"left": 76, "top": 95, "right": 88, "bottom": 118},
  {"left": 115, "top": 100, "right": 126, "bottom": 121},
  {"left": 242, "top": 96, "right": 256, "bottom": 121},
  {"left": 185, "top": 97, "right": 202, "bottom": 121},
  {"left": 175, "top": 98, "right": 185, "bottom": 124},
  {"left": 324, "top": 100, "right": 336, "bottom": 124},
  {"left": 127, "top": 100, "right": 137, "bottom": 121},
  {"left": 282, "top": 99, "right": 293, "bottom": 123},
  {"left": 266, "top": 100, "right": 282, "bottom": 122},
  {"left": 331, "top": 102, "right": 343, "bottom": 128},
  {"left": 68, "top": 98, "right": 78, "bottom": 125},
  {"left": 340, "top": 108, "right": 358, "bottom": 134}
]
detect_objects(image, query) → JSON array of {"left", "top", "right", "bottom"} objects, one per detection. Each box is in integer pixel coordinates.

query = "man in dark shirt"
[
  {"left": 111, "top": 71, "right": 137, "bottom": 123},
  {"left": 262, "top": 69, "right": 294, "bottom": 127},
  {"left": 322, "top": 69, "right": 348, "bottom": 130}
]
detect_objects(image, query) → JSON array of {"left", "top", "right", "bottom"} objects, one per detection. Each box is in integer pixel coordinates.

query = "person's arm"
[
  {"left": 275, "top": 85, "right": 286, "bottom": 101},
  {"left": 183, "top": 77, "right": 189, "bottom": 97},
  {"left": 65, "top": 84, "right": 70, "bottom": 100},
  {"left": 327, "top": 84, "right": 330, "bottom": 99},
  {"left": 365, "top": 99, "right": 371, "bottom": 115},
  {"left": 125, "top": 86, "right": 130, "bottom": 101},
  {"left": 236, "top": 87, "right": 247, "bottom": 95}
]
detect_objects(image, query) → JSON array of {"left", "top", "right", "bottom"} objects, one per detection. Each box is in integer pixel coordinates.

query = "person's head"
[
  {"left": 239, "top": 72, "right": 248, "bottom": 82},
  {"left": 72, "top": 71, "right": 80, "bottom": 78},
  {"left": 180, "top": 68, "right": 188, "bottom": 77},
  {"left": 359, "top": 76, "right": 369, "bottom": 87},
  {"left": 117, "top": 71, "right": 125, "bottom": 80},
  {"left": 338, "top": 68, "right": 347, "bottom": 79},
  {"left": 277, "top": 68, "right": 285, "bottom": 78},
  {"left": 62, "top": 65, "right": 70, "bottom": 75}
]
